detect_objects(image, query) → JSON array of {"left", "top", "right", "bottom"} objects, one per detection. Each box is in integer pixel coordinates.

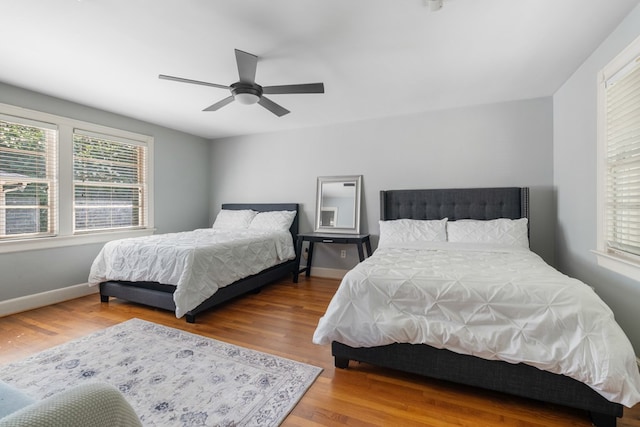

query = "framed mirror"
[{"left": 315, "top": 175, "right": 362, "bottom": 234}]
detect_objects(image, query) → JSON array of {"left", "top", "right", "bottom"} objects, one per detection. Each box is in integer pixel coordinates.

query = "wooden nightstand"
[{"left": 294, "top": 232, "right": 372, "bottom": 283}]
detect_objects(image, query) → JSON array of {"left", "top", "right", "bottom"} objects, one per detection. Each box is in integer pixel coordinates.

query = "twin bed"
[
  {"left": 312, "top": 187, "right": 640, "bottom": 427},
  {"left": 90, "top": 203, "right": 299, "bottom": 323}
]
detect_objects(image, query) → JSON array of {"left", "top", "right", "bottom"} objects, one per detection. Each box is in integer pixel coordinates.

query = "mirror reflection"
[{"left": 315, "top": 175, "right": 362, "bottom": 234}]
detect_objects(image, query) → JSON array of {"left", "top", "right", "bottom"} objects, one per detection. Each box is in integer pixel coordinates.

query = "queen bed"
[
  {"left": 312, "top": 187, "right": 640, "bottom": 427},
  {"left": 91, "top": 203, "right": 299, "bottom": 323}
]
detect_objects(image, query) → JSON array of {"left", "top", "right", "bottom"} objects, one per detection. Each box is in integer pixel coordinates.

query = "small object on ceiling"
[
  {"left": 425, "top": 0, "right": 443, "bottom": 11},
  {"left": 159, "top": 49, "right": 324, "bottom": 117}
]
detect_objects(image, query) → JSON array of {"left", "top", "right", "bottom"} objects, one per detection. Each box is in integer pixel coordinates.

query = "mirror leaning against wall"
[{"left": 314, "top": 175, "right": 362, "bottom": 234}]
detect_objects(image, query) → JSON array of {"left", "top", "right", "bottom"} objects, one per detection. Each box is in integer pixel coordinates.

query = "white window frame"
[
  {"left": 72, "top": 129, "right": 149, "bottom": 234},
  {"left": 0, "top": 103, "right": 154, "bottom": 254},
  {"left": 595, "top": 34, "right": 640, "bottom": 280},
  {"left": 0, "top": 114, "right": 58, "bottom": 239}
]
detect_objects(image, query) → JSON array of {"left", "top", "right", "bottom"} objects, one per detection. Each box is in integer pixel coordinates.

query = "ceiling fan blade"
[
  {"left": 258, "top": 96, "right": 290, "bottom": 117},
  {"left": 159, "top": 74, "right": 229, "bottom": 90},
  {"left": 203, "top": 96, "right": 235, "bottom": 111},
  {"left": 262, "top": 83, "right": 325, "bottom": 95},
  {"left": 235, "top": 49, "right": 258, "bottom": 84}
]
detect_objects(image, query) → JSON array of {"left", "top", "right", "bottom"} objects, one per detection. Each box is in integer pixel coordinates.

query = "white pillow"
[
  {"left": 212, "top": 209, "right": 257, "bottom": 230},
  {"left": 447, "top": 218, "right": 529, "bottom": 248},
  {"left": 378, "top": 218, "right": 448, "bottom": 248},
  {"left": 249, "top": 210, "right": 296, "bottom": 231}
]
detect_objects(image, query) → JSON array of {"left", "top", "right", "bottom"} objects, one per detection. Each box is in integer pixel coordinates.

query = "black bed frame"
[
  {"left": 99, "top": 203, "right": 299, "bottom": 323},
  {"left": 331, "top": 187, "right": 623, "bottom": 427}
]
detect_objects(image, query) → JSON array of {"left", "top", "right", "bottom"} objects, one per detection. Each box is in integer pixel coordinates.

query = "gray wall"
[
  {"left": 210, "top": 97, "right": 555, "bottom": 269},
  {"left": 0, "top": 83, "right": 211, "bottom": 301},
  {"left": 554, "top": 4, "right": 640, "bottom": 353}
]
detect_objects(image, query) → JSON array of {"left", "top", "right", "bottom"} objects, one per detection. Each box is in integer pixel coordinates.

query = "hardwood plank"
[{"left": 0, "top": 276, "right": 638, "bottom": 426}]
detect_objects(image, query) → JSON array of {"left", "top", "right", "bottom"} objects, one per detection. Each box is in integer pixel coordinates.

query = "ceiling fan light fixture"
[
  {"left": 230, "top": 83, "right": 262, "bottom": 105},
  {"left": 234, "top": 92, "right": 260, "bottom": 105}
]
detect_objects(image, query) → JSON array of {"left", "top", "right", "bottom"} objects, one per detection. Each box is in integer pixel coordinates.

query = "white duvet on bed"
[
  {"left": 312, "top": 242, "right": 640, "bottom": 407},
  {"left": 89, "top": 228, "right": 295, "bottom": 318}
]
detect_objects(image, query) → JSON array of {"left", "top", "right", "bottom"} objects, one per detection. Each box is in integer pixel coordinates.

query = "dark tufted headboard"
[{"left": 380, "top": 187, "right": 529, "bottom": 221}]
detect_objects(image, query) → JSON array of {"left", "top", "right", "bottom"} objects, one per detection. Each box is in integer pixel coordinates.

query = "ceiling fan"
[{"left": 159, "top": 49, "right": 325, "bottom": 117}]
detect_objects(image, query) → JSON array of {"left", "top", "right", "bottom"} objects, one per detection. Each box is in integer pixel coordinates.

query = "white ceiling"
[{"left": 2, "top": 0, "right": 639, "bottom": 139}]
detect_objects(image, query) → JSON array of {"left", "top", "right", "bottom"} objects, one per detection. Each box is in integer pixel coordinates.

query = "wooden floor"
[{"left": 1, "top": 276, "right": 639, "bottom": 427}]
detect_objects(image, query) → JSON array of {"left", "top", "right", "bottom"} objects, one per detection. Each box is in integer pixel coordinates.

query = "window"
[
  {"left": 0, "top": 103, "right": 153, "bottom": 253},
  {"left": 596, "top": 35, "right": 640, "bottom": 279},
  {"left": 73, "top": 130, "right": 148, "bottom": 232},
  {"left": 0, "top": 115, "right": 57, "bottom": 240}
]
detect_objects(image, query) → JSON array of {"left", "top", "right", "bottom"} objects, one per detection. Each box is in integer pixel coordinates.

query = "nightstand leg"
[
  {"left": 294, "top": 236, "right": 304, "bottom": 283},
  {"left": 306, "top": 242, "right": 315, "bottom": 277},
  {"left": 364, "top": 237, "right": 372, "bottom": 257},
  {"left": 357, "top": 243, "right": 365, "bottom": 261}
]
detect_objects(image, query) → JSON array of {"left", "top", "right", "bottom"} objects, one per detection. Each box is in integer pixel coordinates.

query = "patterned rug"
[{"left": 0, "top": 319, "right": 322, "bottom": 426}]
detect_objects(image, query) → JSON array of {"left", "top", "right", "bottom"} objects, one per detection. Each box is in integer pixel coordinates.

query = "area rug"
[{"left": 0, "top": 318, "right": 322, "bottom": 426}]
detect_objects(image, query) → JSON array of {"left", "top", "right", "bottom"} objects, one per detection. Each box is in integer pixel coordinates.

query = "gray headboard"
[{"left": 380, "top": 187, "right": 529, "bottom": 221}]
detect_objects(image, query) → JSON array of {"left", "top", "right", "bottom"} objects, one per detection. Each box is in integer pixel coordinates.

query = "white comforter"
[
  {"left": 89, "top": 228, "right": 295, "bottom": 318},
  {"left": 313, "top": 242, "right": 640, "bottom": 407}
]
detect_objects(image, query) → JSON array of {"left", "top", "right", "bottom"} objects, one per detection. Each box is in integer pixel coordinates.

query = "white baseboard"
[{"left": 0, "top": 283, "right": 98, "bottom": 318}]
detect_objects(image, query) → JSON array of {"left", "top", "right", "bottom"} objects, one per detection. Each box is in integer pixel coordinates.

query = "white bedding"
[
  {"left": 89, "top": 228, "right": 295, "bottom": 318},
  {"left": 313, "top": 242, "right": 640, "bottom": 407}
]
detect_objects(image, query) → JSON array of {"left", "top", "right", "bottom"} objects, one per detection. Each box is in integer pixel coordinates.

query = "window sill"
[
  {"left": 0, "top": 229, "right": 155, "bottom": 254},
  {"left": 592, "top": 250, "right": 640, "bottom": 282}
]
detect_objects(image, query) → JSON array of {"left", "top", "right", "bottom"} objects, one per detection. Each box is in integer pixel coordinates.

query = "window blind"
[
  {"left": 0, "top": 115, "right": 57, "bottom": 239},
  {"left": 605, "top": 55, "right": 640, "bottom": 257},
  {"left": 73, "top": 130, "right": 147, "bottom": 232}
]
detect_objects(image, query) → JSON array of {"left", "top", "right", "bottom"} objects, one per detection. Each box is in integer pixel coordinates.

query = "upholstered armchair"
[{"left": 0, "top": 381, "right": 142, "bottom": 427}]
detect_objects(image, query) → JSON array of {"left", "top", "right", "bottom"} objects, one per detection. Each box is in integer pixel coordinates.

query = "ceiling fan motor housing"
[{"left": 231, "top": 82, "right": 262, "bottom": 104}]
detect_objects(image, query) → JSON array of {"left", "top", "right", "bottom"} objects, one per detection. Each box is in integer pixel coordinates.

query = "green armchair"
[{"left": 0, "top": 381, "right": 142, "bottom": 427}]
